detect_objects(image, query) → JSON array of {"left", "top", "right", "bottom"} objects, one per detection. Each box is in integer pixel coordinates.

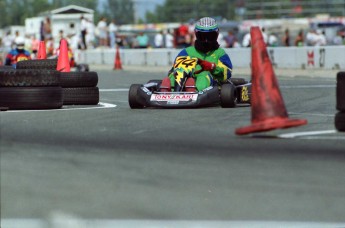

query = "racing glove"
[{"left": 197, "top": 58, "right": 216, "bottom": 72}]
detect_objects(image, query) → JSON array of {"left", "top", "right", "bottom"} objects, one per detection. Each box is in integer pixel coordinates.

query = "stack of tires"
[
  {"left": 0, "top": 60, "right": 63, "bottom": 110},
  {"left": 335, "top": 71, "right": 345, "bottom": 132},
  {"left": 59, "top": 70, "right": 99, "bottom": 105},
  {"left": 0, "top": 59, "right": 99, "bottom": 110}
]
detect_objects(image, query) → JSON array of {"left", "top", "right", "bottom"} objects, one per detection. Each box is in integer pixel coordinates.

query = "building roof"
[{"left": 50, "top": 5, "right": 94, "bottom": 15}]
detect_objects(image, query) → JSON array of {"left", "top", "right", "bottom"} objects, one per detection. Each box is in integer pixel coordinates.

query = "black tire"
[
  {"left": 16, "top": 59, "right": 58, "bottom": 70},
  {"left": 63, "top": 87, "right": 99, "bottom": 105},
  {"left": 128, "top": 84, "right": 144, "bottom": 109},
  {"left": 59, "top": 71, "right": 98, "bottom": 88},
  {"left": 0, "top": 87, "right": 63, "bottom": 110},
  {"left": 335, "top": 112, "right": 345, "bottom": 132},
  {"left": 0, "top": 69, "right": 60, "bottom": 87},
  {"left": 0, "top": 65, "right": 14, "bottom": 71},
  {"left": 220, "top": 83, "right": 237, "bottom": 108},
  {"left": 230, "top": 78, "right": 248, "bottom": 86},
  {"left": 336, "top": 71, "right": 345, "bottom": 112}
]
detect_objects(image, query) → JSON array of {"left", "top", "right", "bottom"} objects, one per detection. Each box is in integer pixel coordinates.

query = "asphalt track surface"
[{"left": 1, "top": 66, "right": 345, "bottom": 227}]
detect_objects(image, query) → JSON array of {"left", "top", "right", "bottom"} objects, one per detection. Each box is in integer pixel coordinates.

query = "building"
[{"left": 25, "top": 5, "right": 94, "bottom": 42}]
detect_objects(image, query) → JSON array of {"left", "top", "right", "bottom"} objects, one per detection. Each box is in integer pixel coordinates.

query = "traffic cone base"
[
  {"left": 114, "top": 46, "right": 122, "bottom": 70},
  {"left": 235, "top": 26, "right": 307, "bottom": 135},
  {"left": 235, "top": 117, "right": 307, "bottom": 135}
]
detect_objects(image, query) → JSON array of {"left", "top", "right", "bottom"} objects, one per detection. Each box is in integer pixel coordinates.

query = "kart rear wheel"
[
  {"left": 220, "top": 83, "right": 237, "bottom": 108},
  {"left": 129, "top": 84, "right": 144, "bottom": 109},
  {"left": 335, "top": 112, "right": 345, "bottom": 132},
  {"left": 336, "top": 71, "right": 345, "bottom": 111}
]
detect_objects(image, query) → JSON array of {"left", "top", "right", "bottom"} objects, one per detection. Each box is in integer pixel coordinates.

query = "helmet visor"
[{"left": 195, "top": 31, "right": 218, "bottom": 42}]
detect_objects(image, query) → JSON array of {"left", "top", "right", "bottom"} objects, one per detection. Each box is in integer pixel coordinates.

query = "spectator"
[
  {"left": 2, "top": 31, "right": 14, "bottom": 53},
  {"left": 306, "top": 28, "right": 318, "bottom": 46},
  {"left": 97, "top": 17, "right": 108, "bottom": 47},
  {"left": 154, "top": 30, "right": 164, "bottom": 48},
  {"left": 43, "top": 17, "right": 52, "bottom": 42},
  {"left": 46, "top": 36, "right": 54, "bottom": 57},
  {"left": 282, "top": 28, "right": 290, "bottom": 46},
  {"left": 242, "top": 32, "right": 251, "bottom": 47},
  {"left": 333, "top": 30, "right": 345, "bottom": 45},
  {"left": 31, "top": 35, "right": 39, "bottom": 58},
  {"left": 40, "top": 20, "right": 45, "bottom": 41},
  {"left": 177, "top": 23, "right": 190, "bottom": 48},
  {"left": 165, "top": 30, "right": 174, "bottom": 48},
  {"left": 80, "top": 16, "right": 88, "bottom": 49},
  {"left": 224, "top": 30, "right": 236, "bottom": 48},
  {"left": 294, "top": 30, "right": 304, "bottom": 46},
  {"left": 316, "top": 30, "right": 327, "bottom": 46},
  {"left": 268, "top": 33, "right": 278, "bottom": 47},
  {"left": 217, "top": 32, "right": 226, "bottom": 48},
  {"left": 86, "top": 18, "right": 96, "bottom": 48},
  {"left": 108, "top": 19, "right": 118, "bottom": 48},
  {"left": 136, "top": 32, "right": 149, "bottom": 48},
  {"left": 261, "top": 27, "right": 268, "bottom": 45}
]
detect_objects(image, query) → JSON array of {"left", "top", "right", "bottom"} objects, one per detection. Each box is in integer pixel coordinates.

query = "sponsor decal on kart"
[
  {"left": 150, "top": 94, "right": 198, "bottom": 102},
  {"left": 241, "top": 86, "right": 250, "bottom": 102}
]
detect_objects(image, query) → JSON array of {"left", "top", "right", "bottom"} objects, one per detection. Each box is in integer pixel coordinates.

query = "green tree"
[
  {"left": 50, "top": 0, "right": 97, "bottom": 9},
  {"left": 146, "top": 0, "right": 235, "bottom": 23},
  {"left": 102, "top": 0, "right": 134, "bottom": 24}
]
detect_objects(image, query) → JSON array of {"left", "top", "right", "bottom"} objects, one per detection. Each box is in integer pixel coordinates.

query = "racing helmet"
[
  {"left": 15, "top": 36, "right": 25, "bottom": 49},
  {"left": 194, "top": 17, "right": 219, "bottom": 42}
]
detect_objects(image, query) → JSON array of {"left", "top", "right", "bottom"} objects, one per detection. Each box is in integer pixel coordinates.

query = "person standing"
[
  {"left": 294, "top": 30, "right": 304, "bottom": 46},
  {"left": 224, "top": 30, "right": 236, "bottom": 48},
  {"left": 154, "top": 30, "right": 164, "bottom": 48},
  {"left": 108, "top": 19, "right": 118, "bottom": 48},
  {"left": 43, "top": 17, "right": 52, "bottom": 42},
  {"left": 282, "top": 28, "right": 290, "bottom": 46},
  {"left": 2, "top": 31, "right": 14, "bottom": 54},
  {"left": 97, "top": 17, "right": 108, "bottom": 47},
  {"left": 80, "top": 16, "right": 88, "bottom": 49},
  {"left": 136, "top": 32, "right": 149, "bottom": 48},
  {"left": 30, "top": 35, "right": 40, "bottom": 58},
  {"left": 165, "top": 30, "right": 174, "bottom": 48}
]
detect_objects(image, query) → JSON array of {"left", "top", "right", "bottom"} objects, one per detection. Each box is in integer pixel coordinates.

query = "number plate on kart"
[{"left": 150, "top": 94, "right": 198, "bottom": 103}]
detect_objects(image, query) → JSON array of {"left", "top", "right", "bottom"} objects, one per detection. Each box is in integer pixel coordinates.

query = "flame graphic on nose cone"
[{"left": 175, "top": 70, "right": 184, "bottom": 86}]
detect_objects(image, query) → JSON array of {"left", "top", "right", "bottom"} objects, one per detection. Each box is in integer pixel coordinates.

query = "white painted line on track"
[
  {"left": 2, "top": 218, "right": 345, "bottom": 228},
  {"left": 100, "top": 88, "right": 129, "bottom": 92},
  {"left": 1, "top": 102, "right": 117, "bottom": 113},
  {"left": 278, "top": 130, "right": 345, "bottom": 140},
  {"left": 281, "top": 85, "right": 335, "bottom": 89}
]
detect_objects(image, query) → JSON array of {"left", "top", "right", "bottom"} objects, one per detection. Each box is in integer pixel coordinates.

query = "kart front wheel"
[
  {"left": 220, "top": 83, "right": 237, "bottom": 108},
  {"left": 335, "top": 112, "right": 345, "bottom": 132},
  {"left": 128, "top": 84, "right": 144, "bottom": 109}
]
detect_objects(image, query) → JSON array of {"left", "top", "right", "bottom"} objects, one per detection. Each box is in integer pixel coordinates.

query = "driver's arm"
[{"left": 212, "top": 52, "right": 233, "bottom": 82}]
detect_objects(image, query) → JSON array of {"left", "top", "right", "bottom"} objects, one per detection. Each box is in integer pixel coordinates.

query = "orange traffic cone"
[
  {"left": 37, "top": 41, "right": 46, "bottom": 59},
  {"left": 235, "top": 27, "right": 307, "bottom": 135},
  {"left": 113, "top": 45, "right": 122, "bottom": 70},
  {"left": 56, "top": 39, "right": 70, "bottom": 72}
]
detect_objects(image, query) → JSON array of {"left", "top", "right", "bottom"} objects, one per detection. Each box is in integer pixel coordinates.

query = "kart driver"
[
  {"left": 160, "top": 17, "right": 233, "bottom": 92},
  {"left": 5, "top": 36, "right": 31, "bottom": 67}
]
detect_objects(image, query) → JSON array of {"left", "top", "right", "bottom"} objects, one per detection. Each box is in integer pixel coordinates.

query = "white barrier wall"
[{"left": 75, "top": 46, "right": 345, "bottom": 70}]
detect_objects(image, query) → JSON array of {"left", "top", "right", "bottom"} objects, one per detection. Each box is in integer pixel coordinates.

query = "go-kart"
[{"left": 128, "top": 56, "right": 251, "bottom": 109}]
